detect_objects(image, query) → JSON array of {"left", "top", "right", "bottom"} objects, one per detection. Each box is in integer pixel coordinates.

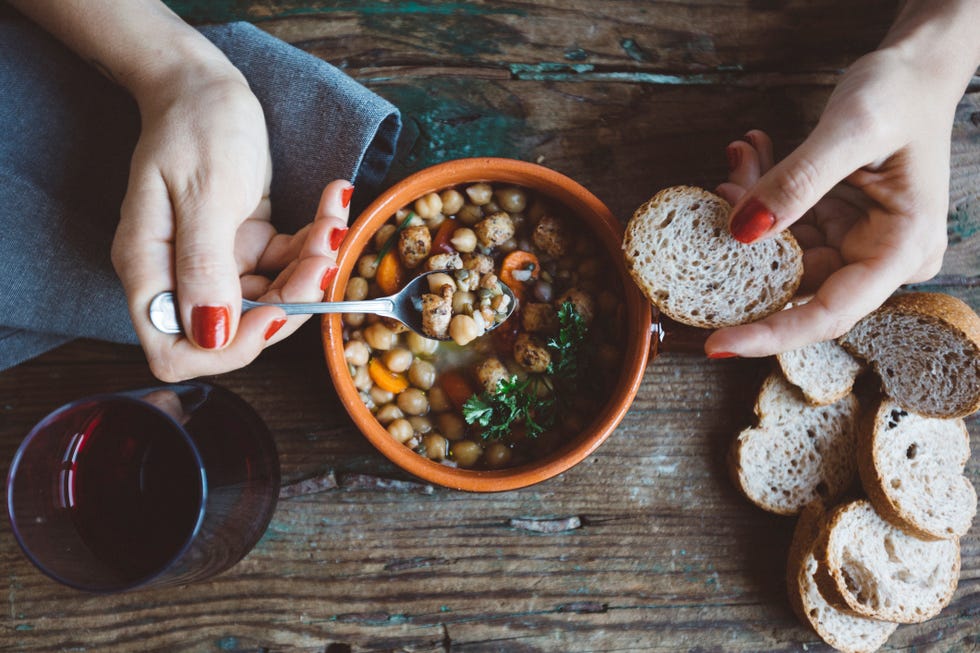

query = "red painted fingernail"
[
  {"left": 320, "top": 265, "right": 338, "bottom": 291},
  {"left": 708, "top": 351, "right": 738, "bottom": 359},
  {"left": 264, "top": 317, "right": 287, "bottom": 341},
  {"left": 191, "top": 305, "right": 230, "bottom": 349},
  {"left": 730, "top": 198, "right": 775, "bottom": 244},
  {"left": 329, "top": 226, "right": 348, "bottom": 251},
  {"left": 341, "top": 185, "right": 354, "bottom": 209},
  {"left": 726, "top": 145, "right": 740, "bottom": 172}
]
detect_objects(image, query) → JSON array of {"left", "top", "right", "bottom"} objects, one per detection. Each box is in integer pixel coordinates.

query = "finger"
[
  {"left": 704, "top": 255, "right": 901, "bottom": 357},
  {"left": 799, "top": 246, "right": 845, "bottom": 294},
  {"left": 725, "top": 140, "right": 762, "bottom": 190},
  {"left": 171, "top": 185, "right": 252, "bottom": 350},
  {"left": 728, "top": 120, "right": 875, "bottom": 244},
  {"left": 744, "top": 130, "right": 774, "bottom": 172},
  {"left": 715, "top": 182, "right": 747, "bottom": 206},
  {"left": 257, "top": 180, "right": 354, "bottom": 344}
]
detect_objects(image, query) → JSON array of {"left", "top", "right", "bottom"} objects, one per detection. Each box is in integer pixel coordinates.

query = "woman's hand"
[
  {"left": 112, "top": 71, "right": 351, "bottom": 381},
  {"left": 111, "top": 64, "right": 352, "bottom": 380},
  {"left": 704, "top": 44, "right": 964, "bottom": 358}
]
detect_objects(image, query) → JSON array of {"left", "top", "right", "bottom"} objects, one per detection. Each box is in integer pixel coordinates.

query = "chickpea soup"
[{"left": 341, "top": 182, "right": 627, "bottom": 470}]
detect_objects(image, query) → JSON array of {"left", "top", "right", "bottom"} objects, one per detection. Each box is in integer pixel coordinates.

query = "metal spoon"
[{"left": 147, "top": 270, "right": 518, "bottom": 341}]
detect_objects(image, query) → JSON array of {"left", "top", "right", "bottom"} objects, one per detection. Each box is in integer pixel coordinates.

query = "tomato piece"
[{"left": 431, "top": 217, "right": 457, "bottom": 255}]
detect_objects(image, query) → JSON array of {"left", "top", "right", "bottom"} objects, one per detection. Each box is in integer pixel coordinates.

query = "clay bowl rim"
[{"left": 322, "top": 157, "right": 652, "bottom": 492}]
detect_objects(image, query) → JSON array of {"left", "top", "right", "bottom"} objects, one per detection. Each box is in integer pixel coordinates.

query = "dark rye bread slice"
[
  {"left": 840, "top": 292, "right": 980, "bottom": 418},
  {"left": 858, "top": 400, "right": 977, "bottom": 540},
  {"left": 729, "top": 373, "right": 859, "bottom": 515},
  {"left": 623, "top": 186, "right": 803, "bottom": 328},
  {"left": 787, "top": 500, "right": 897, "bottom": 653},
  {"left": 813, "top": 499, "right": 960, "bottom": 624}
]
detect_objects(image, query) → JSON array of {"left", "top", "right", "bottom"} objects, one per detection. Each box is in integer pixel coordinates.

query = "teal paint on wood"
[
  {"left": 378, "top": 81, "right": 539, "bottom": 180},
  {"left": 948, "top": 202, "right": 980, "bottom": 246},
  {"left": 164, "top": 1, "right": 523, "bottom": 23}
]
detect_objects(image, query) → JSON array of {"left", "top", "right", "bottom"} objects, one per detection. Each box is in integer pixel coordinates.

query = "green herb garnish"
[
  {"left": 546, "top": 300, "right": 589, "bottom": 378},
  {"left": 463, "top": 375, "right": 555, "bottom": 440},
  {"left": 461, "top": 302, "right": 591, "bottom": 441},
  {"left": 375, "top": 212, "right": 418, "bottom": 263}
]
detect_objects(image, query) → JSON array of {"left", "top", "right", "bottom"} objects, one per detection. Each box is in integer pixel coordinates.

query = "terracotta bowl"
[{"left": 322, "top": 158, "right": 652, "bottom": 491}]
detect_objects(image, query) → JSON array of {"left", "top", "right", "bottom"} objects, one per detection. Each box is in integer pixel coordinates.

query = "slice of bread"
[
  {"left": 729, "top": 373, "right": 859, "bottom": 515},
  {"left": 839, "top": 292, "right": 980, "bottom": 418},
  {"left": 814, "top": 499, "right": 960, "bottom": 623},
  {"left": 623, "top": 186, "right": 803, "bottom": 328},
  {"left": 858, "top": 400, "right": 977, "bottom": 540},
  {"left": 787, "top": 500, "right": 897, "bottom": 653},
  {"left": 777, "top": 339, "right": 864, "bottom": 406}
]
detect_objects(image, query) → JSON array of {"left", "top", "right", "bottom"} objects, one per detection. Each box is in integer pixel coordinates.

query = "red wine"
[{"left": 65, "top": 401, "right": 202, "bottom": 583}]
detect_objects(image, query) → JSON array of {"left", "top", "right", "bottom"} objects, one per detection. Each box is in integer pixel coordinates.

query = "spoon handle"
[
  {"left": 149, "top": 291, "right": 397, "bottom": 335},
  {"left": 241, "top": 298, "right": 395, "bottom": 315}
]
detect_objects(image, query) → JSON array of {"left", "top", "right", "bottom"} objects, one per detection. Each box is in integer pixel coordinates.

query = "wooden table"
[{"left": 3, "top": 2, "right": 979, "bottom": 651}]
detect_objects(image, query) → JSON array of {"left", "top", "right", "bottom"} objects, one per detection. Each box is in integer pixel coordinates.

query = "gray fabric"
[{"left": 0, "top": 18, "right": 400, "bottom": 371}]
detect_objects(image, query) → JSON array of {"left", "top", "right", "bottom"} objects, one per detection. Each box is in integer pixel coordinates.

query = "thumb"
[
  {"left": 175, "top": 199, "right": 244, "bottom": 350},
  {"left": 728, "top": 123, "right": 869, "bottom": 244}
]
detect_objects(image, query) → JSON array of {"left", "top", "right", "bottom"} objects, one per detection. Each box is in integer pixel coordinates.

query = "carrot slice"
[
  {"left": 499, "top": 250, "right": 540, "bottom": 299},
  {"left": 431, "top": 217, "right": 457, "bottom": 254},
  {"left": 376, "top": 251, "right": 405, "bottom": 295},
  {"left": 439, "top": 370, "right": 476, "bottom": 409},
  {"left": 368, "top": 358, "right": 409, "bottom": 394}
]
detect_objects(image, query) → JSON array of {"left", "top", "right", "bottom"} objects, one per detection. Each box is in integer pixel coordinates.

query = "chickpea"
[
  {"left": 414, "top": 192, "right": 443, "bottom": 220},
  {"left": 388, "top": 418, "right": 414, "bottom": 443},
  {"left": 346, "top": 276, "right": 369, "bottom": 301},
  {"left": 498, "top": 237, "right": 518, "bottom": 254},
  {"left": 409, "top": 415, "right": 433, "bottom": 435},
  {"left": 482, "top": 200, "right": 501, "bottom": 214},
  {"left": 426, "top": 212, "right": 446, "bottom": 230},
  {"left": 374, "top": 223, "right": 397, "bottom": 250},
  {"left": 484, "top": 442, "right": 513, "bottom": 468},
  {"left": 397, "top": 388, "right": 429, "bottom": 416},
  {"left": 364, "top": 323, "right": 397, "bottom": 350},
  {"left": 408, "top": 359, "right": 436, "bottom": 390},
  {"left": 344, "top": 340, "right": 370, "bottom": 366},
  {"left": 436, "top": 412, "right": 466, "bottom": 441},
  {"left": 457, "top": 203, "right": 484, "bottom": 226},
  {"left": 449, "top": 228, "right": 477, "bottom": 253},
  {"left": 449, "top": 314, "right": 482, "bottom": 346},
  {"left": 451, "top": 440, "right": 483, "bottom": 467},
  {"left": 422, "top": 434, "right": 449, "bottom": 461},
  {"left": 369, "top": 385, "right": 395, "bottom": 406},
  {"left": 465, "top": 183, "right": 493, "bottom": 205},
  {"left": 352, "top": 365, "right": 372, "bottom": 392},
  {"left": 427, "top": 272, "right": 457, "bottom": 294},
  {"left": 428, "top": 386, "right": 451, "bottom": 412},
  {"left": 357, "top": 254, "right": 379, "bottom": 279},
  {"left": 495, "top": 187, "right": 527, "bottom": 213},
  {"left": 452, "top": 290, "right": 476, "bottom": 315},
  {"left": 376, "top": 403, "right": 404, "bottom": 425},
  {"left": 344, "top": 312, "right": 365, "bottom": 327},
  {"left": 440, "top": 189, "right": 465, "bottom": 216},
  {"left": 383, "top": 347, "right": 413, "bottom": 374},
  {"left": 407, "top": 331, "right": 440, "bottom": 356}
]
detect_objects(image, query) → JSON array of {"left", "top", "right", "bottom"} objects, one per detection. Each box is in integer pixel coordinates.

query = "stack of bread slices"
[{"left": 624, "top": 187, "right": 980, "bottom": 653}]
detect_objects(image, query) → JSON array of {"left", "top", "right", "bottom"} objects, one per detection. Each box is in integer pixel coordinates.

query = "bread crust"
[{"left": 623, "top": 186, "right": 803, "bottom": 328}]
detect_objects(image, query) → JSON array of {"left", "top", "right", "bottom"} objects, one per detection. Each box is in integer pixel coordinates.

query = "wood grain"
[{"left": 3, "top": 1, "right": 979, "bottom": 651}]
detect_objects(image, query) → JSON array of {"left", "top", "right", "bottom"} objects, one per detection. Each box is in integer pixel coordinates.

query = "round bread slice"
[
  {"left": 787, "top": 500, "right": 897, "bottom": 653},
  {"left": 858, "top": 399, "right": 977, "bottom": 540},
  {"left": 777, "top": 339, "right": 865, "bottom": 406},
  {"left": 623, "top": 186, "right": 803, "bottom": 328},
  {"left": 814, "top": 499, "right": 960, "bottom": 623},
  {"left": 839, "top": 292, "right": 980, "bottom": 418},
  {"left": 729, "top": 373, "right": 860, "bottom": 516}
]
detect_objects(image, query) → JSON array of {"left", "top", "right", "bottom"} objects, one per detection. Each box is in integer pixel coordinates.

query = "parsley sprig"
[{"left": 461, "top": 301, "right": 589, "bottom": 441}]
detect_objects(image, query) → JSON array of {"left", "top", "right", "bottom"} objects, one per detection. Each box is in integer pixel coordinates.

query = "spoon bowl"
[{"left": 148, "top": 270, "right": 517, "bottom": 340}]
